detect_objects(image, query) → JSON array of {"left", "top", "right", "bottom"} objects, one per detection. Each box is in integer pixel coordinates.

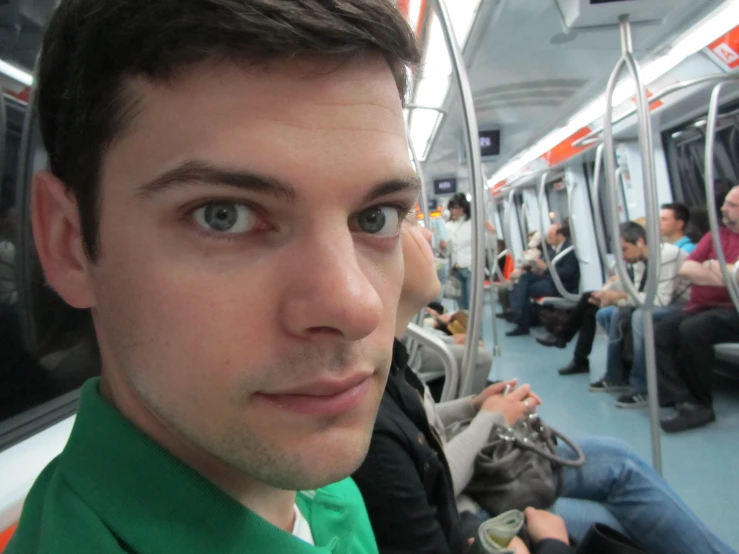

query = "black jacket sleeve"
[
  {"left": 535, "top": 539, "right": 576, "bottom": 554},
  {"left": 353, "top": 431, "right": 457, "bottom": 554},
  {"left": 552, "top": 247, "right": 580, "bottom": 294}
]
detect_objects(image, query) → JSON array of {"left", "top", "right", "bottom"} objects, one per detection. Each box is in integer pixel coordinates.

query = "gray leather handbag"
[{"left": 464, "top": 412, "right": 585, "bottom": 516}]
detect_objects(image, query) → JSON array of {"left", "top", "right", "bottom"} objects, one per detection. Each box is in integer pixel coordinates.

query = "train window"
[
  {"left": 0, "top": 98, "right": 101, "bottom": 452},
  {"left": 664, "top": 100, "right": 739, "bottom": 211},
  {"left": 545, "top": 179, "right": 568, "bottom": 225}
]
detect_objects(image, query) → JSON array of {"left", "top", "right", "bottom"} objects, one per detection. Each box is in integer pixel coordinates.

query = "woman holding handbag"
[{"left": 352, "top": 215, "right": 735, "bottom": 554}]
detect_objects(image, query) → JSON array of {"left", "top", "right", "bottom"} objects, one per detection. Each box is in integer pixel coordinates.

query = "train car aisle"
[{"left": 480, "top": 299, "right": 739, "bottom": 549}]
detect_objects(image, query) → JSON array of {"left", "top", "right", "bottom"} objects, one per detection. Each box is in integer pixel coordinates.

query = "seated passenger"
[
  {"left": 537, "top": 222, "right": 687, "bottom": 381},
  {"left": 657, "top": 186, "right": 739, "bottom": 432},
  {"left": 660, "top": 202, "right": 695, "bottom": 253},
  {"left": 7, "top": 1, "right": 421, "bottom": 552},
  {"left": 352, "top": 216, "right": 735, "bottom": 554},
  {"left": 506, "top": 224, "right": 580, "bottom": 336}
]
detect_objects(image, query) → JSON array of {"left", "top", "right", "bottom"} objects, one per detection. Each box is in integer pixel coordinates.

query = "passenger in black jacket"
[
  {"left": 506, "top": 224, "right": 580, "bottom": 336},
  {"left": 353, "top": 216, "right": 574, "bottom": 554}
]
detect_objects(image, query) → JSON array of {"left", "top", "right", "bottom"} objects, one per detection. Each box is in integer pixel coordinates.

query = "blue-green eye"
[
  {"left": 354, "top": 206, "right": 402, "bottom": 237},
  {"left": 193, "top": 203, "right": 255, "bottom": 234}
]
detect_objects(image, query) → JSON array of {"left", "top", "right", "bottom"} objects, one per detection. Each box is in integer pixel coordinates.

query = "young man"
[
  {"left": 660, "top": 202, "right": 695, "bottom": 253},
  {"left": 7, "top": 1, "right": 421, "bottom": 552},
  {"left": 657, "top": 186, "right": 739, "bottom": 432},
  {"left": 537, "top": 222, "right": 687, "bottom": 382},
  {"left": 506, "top": 224, "right": 580, "bottom": 337}
]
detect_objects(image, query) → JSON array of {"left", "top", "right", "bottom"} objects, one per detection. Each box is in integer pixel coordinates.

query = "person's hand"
[
  {"left": 467, "top": 535, "right": 530, "bottom": 553},
  {"left": 452, "top": 334, "right": 466, "bottom": 345},
  {"left": 589, "top": 291, "right": 603, "bottom": 306},
  {"left": 598, "top": 289, "right": 628, "bottom": 307},
  {"left": 439, "top": 239, "right": 448, "bottom": 250},
  {"left": 425, "top": 307, "right": 440, "bottom": 318},
  {"left": 471, "top": 379, "right": 517, "bottom": 410},
  {"left": 508, "top": 537, "right": 531, "bottom": 554},
  {"left": 480, "top": 384, "right": 542, "bottom": 426},
  {"left": 524, "top": 508, "right": 569, "bottom": 545},
  {"left": 485, "top": 221, "right": 497, "bottom": 234},
  {"left": 439, "top": 313, "right": 453, "bottom": 324}
]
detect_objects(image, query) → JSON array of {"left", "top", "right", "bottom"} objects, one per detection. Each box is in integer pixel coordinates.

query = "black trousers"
[
  {"left": 655, "top": 307, "right": 739, "bottom": 406},
  {"left": 559, "top": 292, "right": 599, "bottom": 365}
]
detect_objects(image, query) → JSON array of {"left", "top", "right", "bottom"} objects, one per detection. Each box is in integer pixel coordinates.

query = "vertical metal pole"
[
  {"left": 603, "top": 15, "right": 663, "bottom": 474},
  {"left": 432, "top": 0, "right": 485, "bottom": 397},
  {"left": 486, "top": 191, "right": 501, "bottom": 357}
]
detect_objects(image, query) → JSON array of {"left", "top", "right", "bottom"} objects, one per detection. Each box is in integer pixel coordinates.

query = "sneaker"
[
  {"left": 588, "top": 379, "right": 629, "bottom": 393},
  {"left": 616, "top": 392, "right": 649, "bottom": 408}
]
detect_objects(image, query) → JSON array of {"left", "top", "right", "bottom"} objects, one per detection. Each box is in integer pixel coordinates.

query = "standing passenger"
[
  {"left": 7, "top": 1, "right": 421, "bottom": 552},
  {"left": 441, "top": 193, "right": 474, "bottom": 310}
]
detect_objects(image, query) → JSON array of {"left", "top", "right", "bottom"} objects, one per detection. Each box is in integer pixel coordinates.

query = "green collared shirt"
[{"left": 7, "top": 379, "right": 378, "bottom": 554}]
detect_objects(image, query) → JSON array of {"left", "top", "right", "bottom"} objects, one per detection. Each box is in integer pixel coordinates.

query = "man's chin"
[{"left": 281, "top": 431, "right": 373, "bottom": 490}]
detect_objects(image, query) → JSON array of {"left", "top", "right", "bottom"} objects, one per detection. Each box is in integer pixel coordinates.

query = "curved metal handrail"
[
  {"left": 574, "top": 73, "right": 739, "bottom": 148},
  {"left": 602, "top": 16, "right": 662, "bottom": 475},
  {"left": 565, "top": 180, "right": 590, "bottom": 264},
  {"left": 704, "top": 82, "right": 739, "bottom": 312},
  {"left": 405, "top": 323, "right": 460, "bottom": 403},
  {"left": 603, "top": 63, "right": 658, "bottom": 307},
  {"left": 504, "top": 190, "right": 515, "bottom": 266},
  {"left": 590, "top": 143, "right": 613, "bottom": 277},
  {"left": 538, "top": 173, "right": 580, "bottom": 301},
  {"left": 433, "top": 0, "right": 485, "bottom": 398}
]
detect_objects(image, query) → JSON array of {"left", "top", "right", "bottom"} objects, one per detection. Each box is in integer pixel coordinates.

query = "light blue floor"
[{"left": 479, "top": 299, "right": 739, "bottom": 549}]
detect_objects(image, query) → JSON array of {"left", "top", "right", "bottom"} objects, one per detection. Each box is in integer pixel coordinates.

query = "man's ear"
[{"left": 31, "top": 170, "right": 95, "bottom": 309}]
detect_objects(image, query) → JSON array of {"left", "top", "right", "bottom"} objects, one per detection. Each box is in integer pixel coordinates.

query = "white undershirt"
[{"left": 292, "top": 504, "right": 315, "bottom": 545}]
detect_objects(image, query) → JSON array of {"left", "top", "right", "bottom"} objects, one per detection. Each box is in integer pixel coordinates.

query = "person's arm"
[
  {"left": 679, "top": 260, "right": 725, "bottom": 286},
  {"left": 352, "top": 432, "right": 458, "bottom": 554},
  {"left": 444, "top": 385, "right": 539, "bottom": 496},
  {"left": 443, "top": 409, "right": 505, "bottom": 496},
  {"left": 678, "top": 232, "right": 725, "bottom": 286}
]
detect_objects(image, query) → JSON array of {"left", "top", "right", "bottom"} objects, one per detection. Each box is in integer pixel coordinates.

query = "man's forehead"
[{"left": 127, "top": 55, "right": 402, "bottom": 122}]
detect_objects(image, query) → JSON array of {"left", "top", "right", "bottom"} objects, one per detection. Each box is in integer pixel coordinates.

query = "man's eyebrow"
[
  {"left": 362, "top": 175, "right": 422, "bottom": 204},
  {"left": 136, "top": 160, "right": 297, "bottom": 201}
]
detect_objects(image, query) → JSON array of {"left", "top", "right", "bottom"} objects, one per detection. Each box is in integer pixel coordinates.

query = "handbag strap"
[{"left": 493, "top": 414, "right": 585, "bottom": 468}]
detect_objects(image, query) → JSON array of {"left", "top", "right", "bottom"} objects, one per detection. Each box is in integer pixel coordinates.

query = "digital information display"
[
  {"left": 433, "top": 178, "right": 457, "bottom": 195},
  {"left": 479, "top": 129, "right": 501, "bottom": 157}
]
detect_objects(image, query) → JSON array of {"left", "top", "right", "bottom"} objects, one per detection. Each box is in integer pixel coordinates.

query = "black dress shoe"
[
  {"left": 557, "top": 360, "right": 589, "bottom": 375},
  {"left": 536, "top": 333, "right": 566, "bottom": 348},
  {"left": 660, "top": 402, "right": 715, "bottom": 433},
  {"left": 495, "top": 311, "right": 513, "bottom": 319},
  {"left": 505, "top": 326, "right": 530, "bottom": 337}
]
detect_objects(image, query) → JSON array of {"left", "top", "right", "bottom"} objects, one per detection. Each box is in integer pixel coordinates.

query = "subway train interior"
[{"left": 2, "top": 0, "right": 739, "bottom": 550}]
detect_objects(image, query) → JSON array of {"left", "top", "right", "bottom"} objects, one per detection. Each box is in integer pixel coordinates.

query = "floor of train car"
[{"left": 474, "top": 298, "right": 739, "bottom": 549}]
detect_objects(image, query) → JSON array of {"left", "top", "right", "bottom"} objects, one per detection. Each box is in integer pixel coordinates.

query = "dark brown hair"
[{"left": 36, "top": 0, "right": 421, "bottom": 260}]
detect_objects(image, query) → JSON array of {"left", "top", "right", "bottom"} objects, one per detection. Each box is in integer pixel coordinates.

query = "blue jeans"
[
  {"left": 627, "top": 307, "right": 675, "bottom": 395},
  {"left": 551, "top": 437, "right": 735, "bottom": 554},
  {"left": 595, "top": 306, "right": 621, "bottom": 382},
  {"left": 453, "top": 267, "right": 472, "bottom": 310}
]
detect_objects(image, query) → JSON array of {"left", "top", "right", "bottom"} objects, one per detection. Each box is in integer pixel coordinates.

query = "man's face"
[
  {"left": 659, "top": 209, "right": 679, "bottom": 238},
  {"left": 620, "top": 237, "right": 642, "bottom": 263},
  {"left": 546, "top": 225, "right": 560, "bottom": 246},
  {"left": 81, "top": 58, "right": 418, "bottom": 489},
  {"left": 722, "top": 187, "right": 739, "bottom": 230}
]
